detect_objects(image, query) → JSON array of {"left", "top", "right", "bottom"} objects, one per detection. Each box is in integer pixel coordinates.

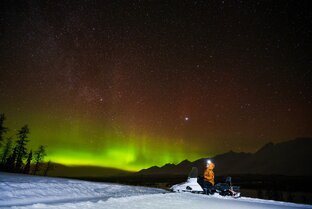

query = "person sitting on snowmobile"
[
  {"left": 203, "top": 161, "right": 215, "bottom": 194},
  {"left": 204, "top": 161, "right": 215, "bottom": 185}
]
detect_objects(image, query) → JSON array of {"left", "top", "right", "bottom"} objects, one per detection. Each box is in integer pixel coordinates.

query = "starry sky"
[{"left": 0, "top": 1, "right": 311, "bottom": 171}]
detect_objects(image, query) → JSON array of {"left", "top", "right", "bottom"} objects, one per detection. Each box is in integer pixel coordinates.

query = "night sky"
[{"left": 1, "top": 1, "right": 311, "bottom": 171}]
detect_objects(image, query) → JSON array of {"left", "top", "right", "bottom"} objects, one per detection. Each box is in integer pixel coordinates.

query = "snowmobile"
[
  {"left": 170, "top": 167, "right": 204, "bottom": 193},
  {"left": 171, "top": 167, "right": 240, "bottom": 198}
]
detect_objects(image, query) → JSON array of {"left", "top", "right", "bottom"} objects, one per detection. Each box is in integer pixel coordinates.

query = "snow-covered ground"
[{"left": 0, "top": 172, "right": 311, "bottom": 209}]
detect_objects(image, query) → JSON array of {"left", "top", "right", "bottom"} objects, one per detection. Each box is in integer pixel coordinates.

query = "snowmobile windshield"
[{"left": 188, "top": 167, "right": 198, "bottom": 178}]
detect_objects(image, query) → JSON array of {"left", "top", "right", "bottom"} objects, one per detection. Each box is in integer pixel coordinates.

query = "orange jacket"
[{"left": 204, "top": 163, "right": 215, "bottom": 185}]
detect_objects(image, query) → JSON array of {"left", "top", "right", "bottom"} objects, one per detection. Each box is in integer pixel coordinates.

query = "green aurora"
[{"left": 2, "top": 110, "right": 206, "bottom": 171}]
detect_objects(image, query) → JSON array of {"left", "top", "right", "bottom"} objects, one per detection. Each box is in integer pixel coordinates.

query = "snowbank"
[
  {"left": 8, "top": 193, "right": 312, "bottom": 209},
  {"left": 1, "top": 172, "right": 311, "bottom": 209},
  {"left": 0, "top": 172, "right": 165, "bottom": 207}
]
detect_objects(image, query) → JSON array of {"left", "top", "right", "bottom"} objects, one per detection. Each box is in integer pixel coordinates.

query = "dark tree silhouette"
[
  {"left": 6, "top": 146, "right": 18, "bottom": 171},
  {"left": 0, "top": 114, "right": 48, "bottom": 174},
  {"left": 15, "top": 125, "right": 30, "bottom": 172},
  {"left": 287, "top": 191, "right": 293, "bottom": 202},
  {"left": 1, "top": 137, "right": 13, "bottom": 165},
  {"left": 0, "top": 113, "right": 8, "bottom": 146},
  {"left": 257, "top": 189, "right": 263, "bottom": 199},
  {"left": 23, "top": 150, "right": 32, "bottom": 174},
  {"left": 44, "top": 160, "right": 53, "bottom": 176},
  {"left": 33, "top": 145, "right": 46, "bottom": 175}
]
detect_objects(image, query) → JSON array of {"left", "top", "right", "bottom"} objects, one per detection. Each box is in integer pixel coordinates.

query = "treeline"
[{"left": 0, "top": 113, "right": 51, "bottom": 175}]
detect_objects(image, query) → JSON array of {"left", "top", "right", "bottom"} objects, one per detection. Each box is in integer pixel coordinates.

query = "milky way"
[{"left": 0, "top": 1, "right": 311, "bottom": 170}]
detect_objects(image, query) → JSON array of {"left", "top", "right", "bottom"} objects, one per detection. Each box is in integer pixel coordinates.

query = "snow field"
[
  {"left": 0, "top": 172, "right": 165, "bottom": 207},
  {"left": 1, "top": 172, "right": 312, "bottom": 209}
]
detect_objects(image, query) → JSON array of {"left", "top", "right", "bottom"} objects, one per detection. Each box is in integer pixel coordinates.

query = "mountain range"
[
  {"left": 45, "top": 137, "right": 312, "bottom": 178},
  {"left": 138, "top": 137, "right": 312, "bottom": 176}
]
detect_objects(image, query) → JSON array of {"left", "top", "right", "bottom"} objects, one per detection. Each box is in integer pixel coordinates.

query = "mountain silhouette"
[{"left": 138, "top": 137, "right": 312, "bottom": 176}]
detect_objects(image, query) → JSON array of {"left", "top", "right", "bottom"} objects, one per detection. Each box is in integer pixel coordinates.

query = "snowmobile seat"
[
  {"left": 215, "top": 183, "right": 230, "bottom": 192},
  {"left": 225, "top": 176, "right": 232, "bottom": 186}
]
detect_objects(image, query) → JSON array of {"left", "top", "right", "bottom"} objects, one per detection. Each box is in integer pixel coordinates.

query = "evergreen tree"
[
  {"left": 23, "top": 150, "right": 32, "bottom": 174},
  {"left": 1, "top": 137, "right": 13, "bottom": 165},
  {"left": 15, "top": 125, "right": 30, "bottom": 172},
  {"left": 6, "top": 146, "right": 17, "bottom": 171},
  {"left": 287, "top": 191, "right": 293, "bottom": 202},
  {"left": 44, "top": 160, "right": 53, "bottom": 176},
  {"left": 33, "top": 145, "right": 46, "bottom": 175},
  {"left": 257, "top": 189, "right": 263, "bottom": 199},
  {"left": 0, "top": 113, "right": 8, "bottom": 146}
]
